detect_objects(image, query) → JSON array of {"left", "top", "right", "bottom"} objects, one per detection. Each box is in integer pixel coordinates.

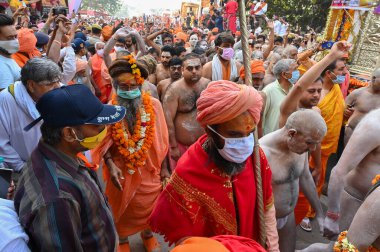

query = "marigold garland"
[
  {"left": 111, "top": 92, "right": 155, "bottom": 174},
  {"left": 121, "top": 55, "right": 145, "bottom": 85},
  {"left": 372, "top": 174, "right": 380, "bottom": 185},
  {"left": 334, "top": 231, "right": 380, "bottom": 252}
]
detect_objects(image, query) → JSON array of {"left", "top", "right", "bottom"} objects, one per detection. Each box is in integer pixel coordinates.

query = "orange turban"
[
  {"left": 172, "top": 237, "right": 228, "bottom": 252},
  {"left": 235, "top": 31, "right": 241, "bottom": 36},
  {"left": 101, "top": 25, "right": 113, "bottom": 42},
  {"left": 18, "top": 28, "right": 38, "bottom": 53},
  {"left": 12, "top": 28, "right": 41, "bottom": 67},
  {"left": 239, "top": 60, "right": 265, "bottom": 79},
  {"left": 175, "top": 32, "right": 188, "bottom": 42},
  {"left": 197, "top": 80, "right": 263, "bottom": 126},
  {"left": 76, "top": 59, "right": 87, "bottom": 73}
]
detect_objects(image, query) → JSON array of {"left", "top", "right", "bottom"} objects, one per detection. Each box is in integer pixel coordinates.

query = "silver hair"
[
  {"left": 234, "top": 50, "right": 244, "bottom": 64},
  {"left": 273, "top": 59, "right": 296, "bottom": 79},
  {"left": 285, "top": 109, "right": 327, "bottom": 137},
  {"left": 251, "top": 50, "right": 264, "bottom": 60},
  {"left": 21, "top": 57, "right": 61, "bottom": 85},
  {"left": 282, "top": 45, "right": 298, "bottom": 58},
  {"left": 95, "top": 42, "right": 105, "bottom": 50}
]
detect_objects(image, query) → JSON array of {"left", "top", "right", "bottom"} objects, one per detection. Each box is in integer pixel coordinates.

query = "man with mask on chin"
[
  {"left": 14, "top": 84, "right": 126, "bottom": 251},
  {"left": 202, "top": 32, "right": 242, "bottom": 81},
  {"left": 0, "top": 14, "right": 21, "bottom": 90},
  {"left": 150, "top": 81, "right": 280, "bottom": 252}
]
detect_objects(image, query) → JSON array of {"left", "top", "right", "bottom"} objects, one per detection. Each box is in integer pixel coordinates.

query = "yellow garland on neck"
[{"left": 121, "top": 55, "right": 145, "bottom": 85}]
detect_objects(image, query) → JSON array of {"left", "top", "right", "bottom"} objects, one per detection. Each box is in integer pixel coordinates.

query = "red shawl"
[{"left": 149, "top": 134, "right": 273, "bottom": 244}]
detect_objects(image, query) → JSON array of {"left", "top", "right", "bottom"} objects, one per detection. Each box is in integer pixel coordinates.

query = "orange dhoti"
[
  {"left": 92, "top": 97, "right": 169, "bottom": 237},
  {"left": 295, "top": 85, "right": 344, "bottom": 223}
]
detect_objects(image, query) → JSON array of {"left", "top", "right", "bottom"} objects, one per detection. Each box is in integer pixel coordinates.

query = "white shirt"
[
  {"left": 274, "top": 20, "right": 281, "bottom": 35},
  {"left": 0, "top": 82, "right": 42, "bottom": 171},
  {"left": 253, "top": 2, "right": 268, "bottom": 16},
  {"left": 254, "top": 26, "right": 263, "bottom": 36},
  {"left": 0, "top": 54, "right": 21, "bottom": 89},
  {"left": 0, "top": 198, "right": 30, "bottom": 252},
  {"left": 279, "top": 22, "right": 289, "bottom": 36},
  {"left": 60, "top": 47, "right": 76, "bottom": 85}
]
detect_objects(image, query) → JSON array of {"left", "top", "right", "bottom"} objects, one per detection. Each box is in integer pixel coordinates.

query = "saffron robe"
[{"left": 149, "top": 134, "right": 274, "bottom": 244}]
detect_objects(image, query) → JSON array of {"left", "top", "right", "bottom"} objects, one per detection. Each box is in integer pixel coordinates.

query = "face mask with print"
[
  {"left": 289, "top": 70, "right": 300, "bottom": 85},
  {"left": 0, "top": 39, "right": 20, "bottom": 55},
  {"left": 220, "top": 47, "right": 234, "bottom": 61},
  {"left": 117, "top": 87, "right": 141, "bottom": 100},
  {"left": 207, "top": 126, "right": 254, "bottom": 164},
  {"left": 72, "top": 127, "right": 107, "bottom": 150}
]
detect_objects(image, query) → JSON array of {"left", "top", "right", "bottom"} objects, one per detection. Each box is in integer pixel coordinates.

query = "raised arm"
[
  {"left": 146, "top": 28, "right": 166, "bottom": 55},
  {"left": 279, "top": 41, "right": 350, "bottom": 127},
  {"left": 263, "top": 19, "right": 274, "bottom": 60},
  {"left": 130, "top": 30, "right": 147, "bottom": 57}
]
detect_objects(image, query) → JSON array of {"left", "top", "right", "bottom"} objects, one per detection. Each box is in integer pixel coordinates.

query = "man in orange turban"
[
  {"left": 150, "top": 80, "right": 280, "bottom": 251},
  {"left": 239, "top": 60, "right": 266, "bottom": 90},
  {"left": 101, "top": 25, "right": 113, "bottom": 42},
  {"left": 12, "top": 28, "right": 41, "bottom": 67}
]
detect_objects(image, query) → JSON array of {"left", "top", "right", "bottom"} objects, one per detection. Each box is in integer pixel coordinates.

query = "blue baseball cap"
[
  {"left": 24, "top": 85, "right": 126, "bottom": 131},
  {"left": 71, "top": 38, "right": 86, "bottom": 51}
]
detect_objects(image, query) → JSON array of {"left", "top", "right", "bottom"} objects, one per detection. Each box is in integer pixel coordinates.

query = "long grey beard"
[
  {"left": 117, "top": 96, "right": 142, "bottom": 133},
  {"left": 205, "top": 138, "right": 246, "bottom": 176}
]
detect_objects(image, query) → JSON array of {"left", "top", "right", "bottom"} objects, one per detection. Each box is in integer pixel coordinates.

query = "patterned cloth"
[{"left": 14, "top": 141, "right": 117, "bottom": 252}]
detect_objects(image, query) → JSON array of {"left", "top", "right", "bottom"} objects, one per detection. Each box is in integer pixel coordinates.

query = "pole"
[{"left": 238, "top": 0, "right": 266, "bottom": 248}]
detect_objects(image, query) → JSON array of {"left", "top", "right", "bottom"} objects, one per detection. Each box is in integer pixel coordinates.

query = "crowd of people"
[{"left": 0, "top": 0, "right": 380, "bottom": 251}]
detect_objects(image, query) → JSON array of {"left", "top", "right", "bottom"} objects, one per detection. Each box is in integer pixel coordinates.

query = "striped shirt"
[{"left": 14, "top": 141, "right": 117, "bottom": 252}]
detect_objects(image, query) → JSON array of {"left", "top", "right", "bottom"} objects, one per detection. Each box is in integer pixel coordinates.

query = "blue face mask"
[
  {"left": 117, "top": 88, "right": 141, "bottom": 99},
  {"left": 333, "top": 74, "right": 346, "bottom": 84},
  {"left": 289, "top": 70, "right": 300, "bottom": 85}
]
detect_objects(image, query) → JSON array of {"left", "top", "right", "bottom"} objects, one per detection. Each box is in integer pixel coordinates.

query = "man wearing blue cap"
[
  {"left": 72, "top": 37, "right": 88, "bottom": 61},
  {"left": 14, "top": 84, "right": 126, "bottom": 252}
]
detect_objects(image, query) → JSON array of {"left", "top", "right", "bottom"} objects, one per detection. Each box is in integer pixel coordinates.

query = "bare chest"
[
  {"left": 355, "top": 93, "right": 380, "bottom": 114},
  {"left": 271, "top": 156, "right": 305, "bottom": 185}
]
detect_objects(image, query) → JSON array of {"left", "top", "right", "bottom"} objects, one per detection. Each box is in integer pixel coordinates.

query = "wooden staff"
[{"left": 237, "top": 0, "right": 266, "bottom": 248}]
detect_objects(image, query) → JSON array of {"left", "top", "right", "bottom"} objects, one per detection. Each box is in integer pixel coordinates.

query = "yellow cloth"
[{"left": 317, "top": 84, "right": 345, "bottom": 156}]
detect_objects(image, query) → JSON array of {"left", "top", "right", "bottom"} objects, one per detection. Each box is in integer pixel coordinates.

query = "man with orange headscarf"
[
  {"left": 150, "top": 81, "right": 279, "bottom": 251},
  {"left": 12, "top": 28, "right": 41, "bottom": 67},
  {"left": 92, "top": 55, "right": 169, "bottom": 252},
  {"left": 239, "top": 60, "right": 265, "bottom": 90}
]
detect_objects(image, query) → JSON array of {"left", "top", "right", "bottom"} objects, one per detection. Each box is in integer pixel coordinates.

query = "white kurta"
[{"left": 0, "top": 82, "right": 42, "bottom": 171}]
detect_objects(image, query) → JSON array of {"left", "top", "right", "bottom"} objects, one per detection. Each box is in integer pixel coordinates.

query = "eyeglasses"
[{"left": 186, "top": 65, "right": 201, "bottom": 71}]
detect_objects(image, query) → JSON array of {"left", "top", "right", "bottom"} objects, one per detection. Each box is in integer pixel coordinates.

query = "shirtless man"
[
  {"left": 202, "top": 32, "right": 242, "bottom": 81},
  {"left": 156, "top": 45, "right": 175, "bottom": 84},
  {"left": 260, "top": 110, "right": 327, "bottom": 252},
  {"left": 299, "top": 108, "right": 380, "bottom": 251},
  {"left": 163, "top": 53, "right": 210, "bottom": 167},
  {"left": 344, "top": 68, "right": 380, "bottom": 145},
  {"left": 157, "top": 57, "right": 183, "bottom": 101}
]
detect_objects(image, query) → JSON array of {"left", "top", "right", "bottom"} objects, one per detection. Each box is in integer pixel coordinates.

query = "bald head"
[
  {"left": 372, "top": 68, "right": 380, "bottom": 91},
  {"left": 285, "top": 109, "right": 327, "bottom": 137}
]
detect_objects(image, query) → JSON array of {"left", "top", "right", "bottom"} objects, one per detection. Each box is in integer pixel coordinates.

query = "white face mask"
[
  {"left": 97, "top": 49, "right": 104, "bottom": 57},
  {"left": 0, "top": 39, "right": 20, "bottom": 55},
  {"left": 207, "top": 125, "right": 255, "bottom": 164},
  {"left": 114, "top": 46, "right": 124, "bottom": 52}
]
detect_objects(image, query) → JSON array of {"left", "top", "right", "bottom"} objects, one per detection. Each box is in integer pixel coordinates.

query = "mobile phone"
[
  {"left": 321, "top": 41, "right": 335, "bottom": 50},
  {"left": 53, "top": 7, "right": 67, "bottom": 16},
  {"left": 17, "top": 16, "right": 21, "bottom": 24},
  {"left": 0, "top": 168, "right": 12, "bottom": 199}
]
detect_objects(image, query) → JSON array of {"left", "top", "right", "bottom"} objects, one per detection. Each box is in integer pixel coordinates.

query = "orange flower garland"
[
  {"left": 334, "top": 231, "right": 380, "bottom": 252},
  {"left": 121, "top": 55, "right": 145, "bottom": 85},
  {"left": 111, "top": 92, "right": 155, "bottom": 174}
]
